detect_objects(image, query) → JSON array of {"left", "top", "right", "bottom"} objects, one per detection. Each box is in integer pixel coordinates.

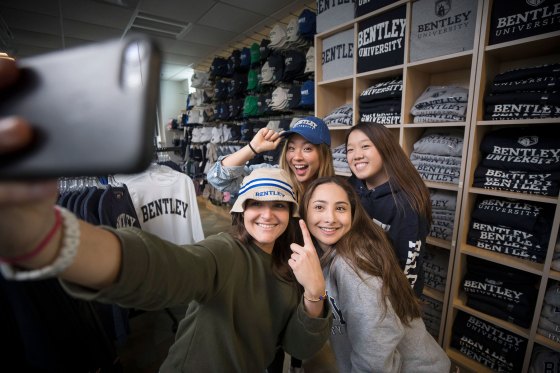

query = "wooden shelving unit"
[
  {"left": 442, "top": 0, "right": 560, "bottom": 372},
  {"left": 314, "top": 0, "right": 486, "bottom": 348},
  {"left": 314, "top": 0, "right": 560, "bottom": 370}
]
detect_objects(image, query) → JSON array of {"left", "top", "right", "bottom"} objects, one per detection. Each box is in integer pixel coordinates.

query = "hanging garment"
[{"left": 114, "top": 164, "right": 204, "bottom": 245}]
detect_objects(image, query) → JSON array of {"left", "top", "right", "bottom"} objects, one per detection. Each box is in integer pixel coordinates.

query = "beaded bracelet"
[
  {"left": 0, "top": 206, "right": 80, "bottom": 281},
  {"left": 303, "top": 290, "right": 327, "bottom": 302}
]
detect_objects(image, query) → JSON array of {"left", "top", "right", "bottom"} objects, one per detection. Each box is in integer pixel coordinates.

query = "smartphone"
[{"left": 0, "top": 36, "right": 162, "bottom": 179}]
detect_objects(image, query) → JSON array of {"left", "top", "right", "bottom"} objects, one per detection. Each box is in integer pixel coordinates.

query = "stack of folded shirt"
[
  {"left": 409, "top": 128, "right": 463, "bottom": 184},
  {"left": 331, "top": 143, "right": 350, "bottom": 175},
  {"left": 484, "top": 63, "right": 560, "bottom": 120},
  {"left": 473, "top": 127, "right": 560, "bottom": 197},
  {"left": 468, "top": 196, "right": 553, "bottom": 263},
  {"left": 462, "top": 257, "right": 538, "bottom": 328},
  {"left": 429, "top": 189, "right": 457, "bottom": 241},
  {"left": 553, "top": 242, "right": 560, "bottom": 271},
  {"left": 359, "top": 76, "right": 402, "bottom": 125},
  {"left": 411, "top": 86, "right": 468, "bottom": 123},
  {"left": 529, "top": 346, "right": 560, "bottom": 373},
  {"left": 422, "top": 245, "right": 448, "bottom": 293},
  {"left": 324, "top": 104, "right": 353, "bottom": 127},
  {"left": 538, "top": 282, "right": 560, "bottom": 344},
  {"left": 452, "top": 311, "right": 527, "bottom": 373},
  {"left": 420, "top": 294, "right": 443, "bottom": 338}
]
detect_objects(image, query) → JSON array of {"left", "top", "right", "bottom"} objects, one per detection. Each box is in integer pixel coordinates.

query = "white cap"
[
  {"left": 269, "top": 23, "right": 287, "bottom": 49},
  {"left": 286, "top": 17, "right": 300, "bottom": 43},
  {"left": 270, "top": 87, "right": 289, "bottom": 110},
  {"left": 305, "top": 46, "right": 315, "bottom": 74},
  {"left": 260, "top": 61, "right": 274, "bottom": 84}
]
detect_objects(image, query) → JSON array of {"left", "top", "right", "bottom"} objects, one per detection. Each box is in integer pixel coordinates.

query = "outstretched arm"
[
  {"left": 207, "top": 127, "right": 283, "bottom": 192},
  {"left": 220, "top": 127, "right": 282, "bottom": 167},
  {"left": 0, "top": 59, "right": 122, "bottom": 289}
]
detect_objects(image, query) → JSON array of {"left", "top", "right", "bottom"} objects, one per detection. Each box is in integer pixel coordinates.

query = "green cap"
[
  {"left": 247, "top": 69, "right": 259, "bottom": 91},
  {"left": 250, "top": 42, "right": 260, "bottom": 65},
  {"left": 243, "top": 95, "right": 259, "bottom": 117}
]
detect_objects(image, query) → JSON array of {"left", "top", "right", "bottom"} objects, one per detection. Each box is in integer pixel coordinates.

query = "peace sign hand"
[{"left": 288, "top": 219, "right": 325, "bottom": 300}]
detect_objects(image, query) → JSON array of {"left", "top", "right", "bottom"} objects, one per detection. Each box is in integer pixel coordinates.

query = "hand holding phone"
[{"left": 0, "top": 36, "right": 162, "bottom": 179}]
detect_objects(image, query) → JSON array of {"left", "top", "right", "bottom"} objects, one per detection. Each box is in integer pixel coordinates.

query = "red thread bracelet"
[{"left": 0, "top": 207, "right": 62, "bottom": 264}]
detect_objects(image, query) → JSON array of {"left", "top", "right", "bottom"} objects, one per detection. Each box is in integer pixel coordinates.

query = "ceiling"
[{"left": 0, "top": 0, "right": 313, "bottom": 81}]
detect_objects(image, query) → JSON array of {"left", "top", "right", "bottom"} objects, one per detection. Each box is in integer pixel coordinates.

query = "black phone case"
[{"left": 0, "top": 36, "right": 161, "bottom": 179}]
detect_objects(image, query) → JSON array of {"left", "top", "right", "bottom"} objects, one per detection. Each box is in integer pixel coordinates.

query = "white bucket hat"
[{"left": 230, "top": 168, "right": 299, "bottom": 217}]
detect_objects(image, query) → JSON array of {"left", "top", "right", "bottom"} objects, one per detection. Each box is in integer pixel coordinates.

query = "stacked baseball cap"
[
  {"left": 304, "top": 46, "right": 315, "bottom": 75},
  {"left": 228, "top": 99, "right": 243, "bottom": 120},
  {"left": 210, "top": 57, "right": 229, "bottom": 79},
  {"left": 259, "top": 39, "right": 271, "bottom": 63},
  {"left": 287, "top": 85, "right": 302, "bottom": 110},
  {"left": 270, "top": 87, "right": 290, "bottom": 112},
  {"left": 269, "top": 23, "right": 287, "bottom": 51},
  {"left": 191, "top": 71, "right": 209, "bottom": 89},
  {"left": 250, "top": 42, "right": 260, "bottom": 67},
  {"left": 285, "top": 16, "right": 309, "bottom": 49},
  {"left": 299, "top": 80, "right": 315, "bottom": 109},
  {"left": 239, "top": 47, "right": 251, "bottom": 72},
  {"left": 243, "top": 95, "right": 259, "bottom": 117},
  {"left": 247, "top": 69, "right": 260, "bottom": 92},
  {"left": 214, "top": 79, "right": 228, "bottom": 101},
  {"left": 267, "top": 53, "right": 285, "bottom": 83},
  {"left": 258, "top": 92, "right": 273, "bottom": 116},
  {"left": 229, "top": 124, "right": 241, "bottom": 141},
  {"left": 282, "top": 50, "right": 306, "bottom": 82},
  {"left": 260, "top": 61, "right": 274, "bottom": 85},
  {"left": 227, "top": 50, "right": 241, "bottom": 76},
  {"left": 216, "top": 103, "right": 230, "bottom": 121},
  {"left": 298, "top": 9, "right": 316, "bottom": 41},
  {"left": 228, "top": 73, "right": 247, "bottom": 98},
  {"left": 203, "top": 106, "right": 215, "bottom": 122}
]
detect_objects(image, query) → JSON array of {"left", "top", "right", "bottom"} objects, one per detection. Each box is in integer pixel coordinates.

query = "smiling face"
[
  {"left": 346, "top": 129, "right": 388, "bottom": 189},
  {"left": 285, "top": 134, "right": 321, "bottom": 186},
  {"left": 243, "top": 199, "right": 290, "bottom": 253},
  {"left": 305, "top": 182, "right": 352, "bottom": 251}
]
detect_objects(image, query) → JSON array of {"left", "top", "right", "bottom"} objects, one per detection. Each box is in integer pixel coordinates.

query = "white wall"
[{"left": 157, "top": 79, "right": 189, "bottom": 147}]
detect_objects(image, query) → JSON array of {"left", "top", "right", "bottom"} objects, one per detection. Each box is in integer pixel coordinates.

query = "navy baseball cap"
[
  {"left": 280, "top": 116, "right": 330, "bottom": 146},
  {"left": 298, "top": 9, "right": 316, "bottom": 40},
  {"left": 299, "top": 80, "right": 315, "bottom": 109}
]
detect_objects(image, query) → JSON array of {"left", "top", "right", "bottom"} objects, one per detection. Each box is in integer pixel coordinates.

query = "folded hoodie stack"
[
  {"left": 409, "top": 128, "right": 463, "bottom": 184},
  {"left": 411, "top": 86, "right": 468, "bottom": 123}
]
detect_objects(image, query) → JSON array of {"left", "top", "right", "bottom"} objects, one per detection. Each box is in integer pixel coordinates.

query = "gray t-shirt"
[
  {"left": 410, "top": 0, "right": 477, "bottom": 62},
  {"left": 321, "top": 28, "right": 354, "bottom": 81}
]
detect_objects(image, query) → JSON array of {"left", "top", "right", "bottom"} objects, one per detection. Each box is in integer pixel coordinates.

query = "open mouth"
[{"left": 293, "top": 164, "right": 308, "bottom": 176}]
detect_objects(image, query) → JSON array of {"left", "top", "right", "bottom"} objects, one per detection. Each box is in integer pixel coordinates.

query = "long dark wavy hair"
[
  {"left": 346, "top": 122, "right": 432, "bottom": 225},
  {"left": 300, "top": 176, "right": 421, "bottom": 324},
  {"left": 230, "top": 205, "right": 302, "bottom": 284}
]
